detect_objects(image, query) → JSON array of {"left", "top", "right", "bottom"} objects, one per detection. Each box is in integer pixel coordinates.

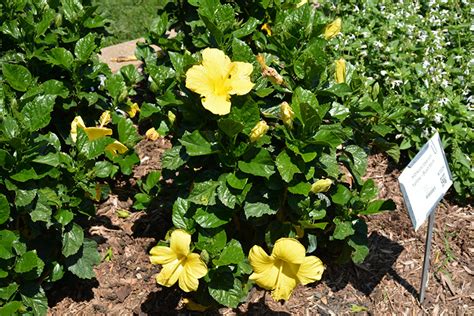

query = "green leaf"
[
  {"left": 233, "top": 17, "right": 259, "bottom": 38},
  {"left": 188, "top": 180, "right": 219, "bottom": 206},
  {"left": 0, "top": 301, "right": 22, "bottom": 315},
  {"left": 2, "top": 64, "right": 33, "bottom": 92},
  {"left": 32, "top": 152, "right": 60, "bottom": 167},
  {"left": 227, "top": 97, "right": 260, "bottom": 134},
  {"left": 288, "top": 182, "right": 312, "bottom": 195},
  {"left": 180, "top": 131, "right": 217, "bottom": 156},
  {"left": 238, "top": 149, "right": 275, "bottom": 179},
  {"left": 276, "top": 150, "right": 300, "bottom": 183},
  {"left": 0, "top": 283, "right": 18, "bottom": 300},
  {"left": 218, "top": 119, "right": 244, "bottom": 138},
  {"left": 54, "top": 209, "right": 74, "bottom": 226},
  {"left": 172, "top": 197, "right": 195, "bottom": 231},
  {"left": 161, "top": 146, "right": 188, "bottom": 170},
  {"left": 226, "top": 173, "right": 248, "bottom": 190},
  {"left": 62, "top": 223, "right": 84, "bottom": 257},
  {"left": 331, "top": 185, "right": 352, "bottom": 205},
  {"left": 0, "top": 149, "right": 14, "bottom": 169},
  {"left": 244, "top": 201, "right": 277, "bottom": 219},
  {"left": 76, "top": 128, "right": 115, "bottom": 159},
  {"left": 332, "top": 218, "right": 355, "bottom": 240},
  {"left": 345, "top": 145, "right": 368, "bottom": 177},
  {"left": 106, "top": 74, "right": 127, "bottom": 101},
  {"left": 217, "top": 182, "right": 237, "bottom": 209},
  {"left": 359, "top": 199, "right": 396, "bottom": 215},
  {"left": 348, "top": 220, "right": 369, "bottom": 264},
  {"left": 117, "top": 117, "right": 141, "bottom": 148},
  {"left": 15, "top": 189, "right": 37, "bottom": 208},
  {"left": 0, "top": 194, "right": 10, "bottom": 225},
  {"left": 20, "top": 285, "right": 48, "bottom": 316},
  {"left": 313, "top": 129, "right": 344, "bottom": 148},
  {"left": 232, "top": 38, "right": 254, "bottom": 62},
  {"left": 195, "top": 228, "right": 227, "bottom": 255},
  {"left": 61, "top": 0, "right": 84, "bottom": 22},
  {"left": 208, "top": 268, "right": 246, "bottom": 308},
  {"left": 213, "top": 239, "right": 245, "bottom": 266},
  {"left": 360, "top": 179, "right": 378, "bottom": 202},
  {"left": 67, "top": 239, "right": 100, "bottom": 279},
  {"left": 94, "top": 161, "right": 118, "bottom": 178},
  {"left": 0, "top": 230, "right": 18, "bottom": 259},
  {"left": 44, "top": 48, "right": 74, "bottom": 70},
  {"left": 194, "top": 206, "right": 232, "bottom": 228},
  {"left": 74, "top": 33, "right": 97, "bottom": 61},
  {"left": 15, "top": 251, "right": 44, "bottom": 274},
  {"left": 10, "top": 168, "right": 38, "bottom": 182},
  {"left": 21, "top": 95, "right": 56, "bottom": 132}
]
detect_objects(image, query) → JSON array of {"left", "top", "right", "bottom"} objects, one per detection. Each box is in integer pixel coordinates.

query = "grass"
[{"left": 93, "top": 0, "right": 169, "bottom": 45}]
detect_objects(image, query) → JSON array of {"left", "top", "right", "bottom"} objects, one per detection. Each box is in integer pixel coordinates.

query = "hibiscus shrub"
[
  {"left": 141, "top": 0, "right": 395, "bottom": 308},
  {"left": 0, "top": 1, "right": 142, "bottom": 313}
]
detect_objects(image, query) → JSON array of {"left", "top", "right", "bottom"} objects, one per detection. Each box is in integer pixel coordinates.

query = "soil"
[{"left": 47, "top": 140, "right": 474, "bottom": 315}]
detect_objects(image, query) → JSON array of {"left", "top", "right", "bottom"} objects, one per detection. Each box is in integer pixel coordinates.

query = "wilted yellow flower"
[
  {"left": 261, "top": 23, "right": 272, "bottom": 36},
  {"left": 105, "top": 140, "right": 128, "bottom": 156},
  {"left": 99, "top": 111, "right": 111, "bottom": 127},
  {"left": 182, "top": 298, "right": 209, "bottom": 312},
  {"left": 250, "top": 120, "right": 269, "bottom": 142},
  {"left": 257, "top": 54, "right": 284, "bottom": 85},
  {"left": 280, "top": 102, "right": 295, "bottom": 129},
  {"left": 324, "top": 18, "right": 341, "bottom": 40},
  {"left": 127, "top": 102, "right": 140, "bottom": 118},
  {"left": 70, "top": 116, "right": 112, "bottom": 143},
  {"left": 145, "top": 127, "right": 160, "bottom": 141},
  {"left": 335, "top": 58, "right": 346, "bottom": 83},
  {"left": 249, "top": 238, "right": 324, "bottom": 301},
  {"left": 311, "top": 179, "right": 333, "bottom": 193},
  {"left": 186, "top": 48, "right": 254, "bottom": 115},
  {"left": 149, "top": 229, "right": 208, "bottom": 292}
]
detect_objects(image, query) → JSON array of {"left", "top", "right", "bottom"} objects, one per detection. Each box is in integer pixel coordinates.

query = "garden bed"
[{"left": 47, "top": 141, "right": 473, "bottom": 315}]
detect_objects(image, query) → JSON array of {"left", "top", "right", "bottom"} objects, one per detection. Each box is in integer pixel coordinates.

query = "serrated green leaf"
[
  {"left": 218, "top": 118, "right": 244, "bottom": 138},
  {"left": 238, "top": 149, "right": 275, "bottom": 179},
  {"left": 75, "top": 33, "right": 97, "bottom": 62},
  {"left": 276, "top": 150, "right": 300, "bottom": 183},
  {"left": 32, "top": 152, "right": 60, "bottom": 167},
  {"left": 288, "top": 182, "right": 312, "bottom": 195},
  {"left": 2, "top": 64, "right": 33, "bottom": 92},
  {"left": 213, "top": 239, "right": 245, "bottom": 266},
  {"left": 244, "top": 201, "right": 277, "bottom": 219},
  {"left": 0, "top": 301, "right": 22, "bottom": 315},
  {"left": 0, "top": 230, "right": 18, "bottom": 259},
  {"left": 161, "top": 146, "right": 188, "bottom": 170},
  {"left": 195, "top": 228, "right": 227, "bottom": 255},
  {"left": 14, "top": 189, "right": 37, "bottom": 208},
  {"left": 359, "top": 199, "right": 396, "bottom": 215},
  {"left": 208, "top": 268, "right": 246, "bottom": 308},
  {"left": 332, "top": 218, "right": 355, "bottom": 240},
  {"left": 15, "top": 251, "right": 44, "bottom": 274},
  {"left": 20, "top": 285, "right": 48, "bottom": 316},
  {"left": 194, "top": 206, "right": 232, "bottom": 228},
  {"left": 0, "top": 283, "right": 18, "bottom": 300},
  {"left": 180, "top": 131, "right": 217, "bottom": 156},
  {"left": 217, "top": 182, "right": 237, "bottom": 208},
  {"left": 62, "top": 223, "right": 84, "bottom": 257},
  {"left": 345, "top": 145, "right": 368, "bottom": 178},
  {"left": 188, "top": 180, "right": 219, "bottom": 206},
  {"left": 331, "top": 185, "right": 352, "bottom": 205},
  {"left": 44, "top": 47, "right": 74, "bottom": 70},
  {"left": 360, "top": 179, "right": 378, "bottom": 202},
  {"left": 67, "top": 239, "right": 100, "bottom": 279},
  {"left": 172, "top": 197, "right": 195, "bottom": 231},
  {"left": 21, "top": 95, "right": 56, "bottom": 132},
  {"left": 94, "top": 161, "right": 118, "bottom": 178},
  {"left": 117, "top": 117, "right": 141, "bottom": 148},
  {"left": 226, "top": 173, "right": 248, "bottom": 190},
  {"left": 54, "top": 209, "right": 74, "bottom": 226}
]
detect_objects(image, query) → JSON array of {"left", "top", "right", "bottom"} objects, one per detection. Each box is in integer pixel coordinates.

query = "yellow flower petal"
[
  {"left": 84, "top": 127, "right": 113, "bottom": 141},
  {"left": 249, "top": 120, "right": 269, "bottom": 142},
  {"left": 261, "top": 23, "right": 272, "bottom": 36},
  {"left": 335, "top": 58, "right": 346, "bottom": 84},
  {"left": 271, "top": 261, "right": 299, "bottom": 301},
  {"left": 272, "top": 238, "right": 306, "bottom": 264},
  {"left": 105, "top": 140, "right": 128, "bottom": 156},
  {"left": 127, "top": 102, "right": 140, "bottom": 118},
  {"left": 70, "top": 116, "right": 86, "bottom": 143},
  {"left": 228, "top": 62, "right": 254, "bottom": 95},
  {"left": 99, "top": 111, "right": 111, "bottom": 127},
  {"left": 296, "top": 256, "right": 324, "bottom": 285},
  {"left": 145, "top": 127, "right": 160, "bottom": 141},
  {"left": 185, "top": 65, "right": 215, "bottom": 96},
  {"left": 178, "top": 253, "right": 208, "bottom": 292},
  {"left": 149, "top": 246, "right": 178, "bottom": 265},
  {"left": 202, "top": 93, "right": 232, "bottom": 116},
  {"left": 249, "top": 264, "right": 279, "bottom": 291},
  {"left": 201, "top": 48, "right": 232, "bottom": 82},
  {"left": 182, "top": 298, "right": 210, "bottom": 312},
  {"left": 156, "top": 260, "right": 184, "bottom": 288},
  {"left": 248, "top": 245, "right": 274, "bottom": 274},
  {"left": 280, "top": 101, "right": 295, "bottom": 128},
  {"left": 169, "top": 229, "right": 191, "bottom": 257},
  {"left": 324, "top": 18, "right": 341, "bottom": 40}
]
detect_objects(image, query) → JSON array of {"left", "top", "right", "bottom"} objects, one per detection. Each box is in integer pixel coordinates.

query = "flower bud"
[
  {"left": 99, "top": 110, "right": 111, "bottom": 127},
  {"left": 145, "top": 127, "right": 160, "bottom": 141},
  {"left": 261, "top": 23, "right": 272, "bottom": 36},
  {"left": 324, "top": 18, "right": 341, "bottom": 40},
  {"left": 127, "top": 102, "right": 140, "bottom": 118},
  {"left": 311, "top": 179, "right": 332, "bottom": 193},
  {"left": 280, "top": 102, "right": 295, "bottom": 129},
  {"left": 335, "top": 58, "right": 346, "bottom": 84},
  {"left": 168, "top": 111, "right": 176, "bottom": 125},
  {"left": 250, "top": 120, "right": 269, "bottom": 142}
]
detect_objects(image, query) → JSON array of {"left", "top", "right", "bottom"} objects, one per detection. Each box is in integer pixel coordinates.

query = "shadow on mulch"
[
  {"left": 324, "top": 232, "right": 417, "bottom": 298},
  {"left": 140, "top": 287, "right": 182, "bottom": 315},
  {"left": 244, "top": 296, "right": 291, "bottom": 316},
  {"left": 46, "top": 275, "right": 99, "bottom": 307}
]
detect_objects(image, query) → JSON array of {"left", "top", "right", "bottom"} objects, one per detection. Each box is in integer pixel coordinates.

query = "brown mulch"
[{"left": 48, "top": 142, "right": 474, "bottom": 315}]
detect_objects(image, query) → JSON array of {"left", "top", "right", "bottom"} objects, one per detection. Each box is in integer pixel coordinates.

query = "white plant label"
[{"left": 399, "top": 132, "right": 452, "bottom": 231}]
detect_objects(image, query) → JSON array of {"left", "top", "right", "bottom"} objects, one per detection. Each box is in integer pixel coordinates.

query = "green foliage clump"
[
  {"left": 138, "top": 0, "right": 395, "bottom": 308},
  {"left": 0, "top": 1, "right": 142, "bottom": 313}
]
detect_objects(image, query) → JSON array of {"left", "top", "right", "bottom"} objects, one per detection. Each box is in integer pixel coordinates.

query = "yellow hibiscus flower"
[
  {"left": 249, "top": 120, "right": 269, "bottom": 142},
  {"left": 70, "top": 116, "right": 112, "bottom": 142},
  {"left": 149, "top": 229, "right": 208, "bottom": 292},
  {"left": 145, "top": 127, "right": 160, "bottom": 141},
  {"left": 105, "top": 140, "right": 128, "bottom": 156},
  {"left": 185, "top": 48, "right": 254, "bottom": 115},
  {"left": 311, "top": 178, "right": 333, "bottom": 193},
  {"left": 249, "top": 238, "right": 324, "bottom": 301}
]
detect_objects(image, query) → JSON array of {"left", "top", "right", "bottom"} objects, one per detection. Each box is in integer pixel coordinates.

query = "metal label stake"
[{"left": 419, "top": 209, "right": 436, "bottom": 303}]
